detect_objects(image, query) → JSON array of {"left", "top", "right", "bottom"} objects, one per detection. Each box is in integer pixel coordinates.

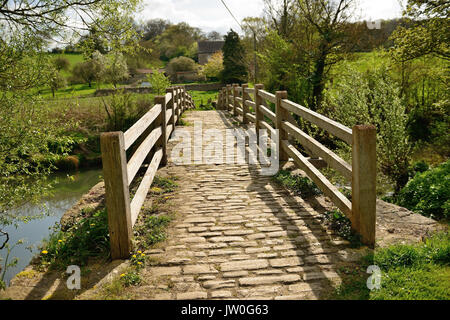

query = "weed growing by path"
[
  {"left": 39, "top": 208, "right": 110, "bottom": 270},
  {"left": 322, "top": 209, "right": 362, "bottom": 248},
  {"left": 274, "top": 170, "right": 322, "bottom": 198}
]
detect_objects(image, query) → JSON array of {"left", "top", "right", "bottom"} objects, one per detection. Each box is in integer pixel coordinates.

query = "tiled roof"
[{"left": 198, "top": 41, "right": 225, "bottom": 54}]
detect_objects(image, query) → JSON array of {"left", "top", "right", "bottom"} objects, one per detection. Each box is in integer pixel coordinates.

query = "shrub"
[
  {"left": 396, "top": 160, "right": 450, "bottom": 220},
  {"left": 324, "top": 64, "right": 411, "bottom": 192},
  {"left": 274, "top": 170, "right": 322, "bottom": 198},
  {"left": 147, "top": 71, "right": 171, "bottom": 95},
  {"left": 167, "top": 56, "right": 197, "bottom": 74}
]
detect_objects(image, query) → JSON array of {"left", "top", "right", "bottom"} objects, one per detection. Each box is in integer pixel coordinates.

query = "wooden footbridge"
[{"left": 100, "top": 84, "right": 376, "bottom": 261}]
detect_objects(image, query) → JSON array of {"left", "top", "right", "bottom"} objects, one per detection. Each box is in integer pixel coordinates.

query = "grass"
[
  {"left": 326, "top": 231, "right": 450, "bottom": 300},
  {"left": 188, "top": 90, "right": 218, "bottom": 109}
]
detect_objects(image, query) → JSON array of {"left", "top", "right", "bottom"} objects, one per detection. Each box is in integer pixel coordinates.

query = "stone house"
[{"left": 198, "top": 41, "right": 225, "bottom": 65}]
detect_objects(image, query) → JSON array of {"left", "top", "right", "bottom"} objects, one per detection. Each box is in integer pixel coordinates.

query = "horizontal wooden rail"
[
  {"left": 281, "top": 99, "right": 353, "bottom": 145},
  {"left": 281, "top": 140, "right": 352, "bottom": 217},
  {"left": 124, "top": 104, "right": 162, "bottom": 151},
  {"left": 217, "top": 83, "right": 376, "bottom": 247},
  {"left": 101, "top": 86, "right": 193, "bottom": 259},
  {"left": 281, "top": 121, "right": 352, "bottom": 180}
]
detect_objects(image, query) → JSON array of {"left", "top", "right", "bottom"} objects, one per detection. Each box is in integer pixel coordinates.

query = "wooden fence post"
[
  {"left": 155, "top": 95, "right": 168, "bottom": 166},
  {"left": 100, "top": 132, "right": 132, "bottom": 260},
  {"left": 254, "top": 84, "right": 264, "bottom": 146},
  {"left": 233, "top": 84, "right": 238, "bottom": 117},
  {"left": 352, "top": 125, "right": 377, "bottom": 248},
  {"left": 226, "top": 85, "right": 232, "bottom": 112},
  {"left": 275, "top": 91, "right": 289, "bottom": 162},
  {"left": 242, "top": 84, "right": 249, "bottom": 124}
]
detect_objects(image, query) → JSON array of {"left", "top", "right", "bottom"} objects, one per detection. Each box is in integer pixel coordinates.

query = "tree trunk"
[{"left": 311, "top": 54, "right": 326, "bottom": 111}]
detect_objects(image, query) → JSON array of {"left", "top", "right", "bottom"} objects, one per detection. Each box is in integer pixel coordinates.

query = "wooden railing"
[
  {"left": 217, "top": 84, "right": 376, "bottom": 247},
  {"left": 100, "top": 86, "right": 194, "bottom": 259}
]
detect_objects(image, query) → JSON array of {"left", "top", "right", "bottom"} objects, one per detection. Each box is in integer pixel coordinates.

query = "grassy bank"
[{"left": 327, "top": 231, "right": 450, "bottom": 300}]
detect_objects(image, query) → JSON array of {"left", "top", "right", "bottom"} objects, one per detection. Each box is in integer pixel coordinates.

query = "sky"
[{"left": 138, "top": 0, "right": 406, "bottom": 35}]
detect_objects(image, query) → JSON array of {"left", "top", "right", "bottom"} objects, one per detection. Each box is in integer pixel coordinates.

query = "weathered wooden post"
[
  {"left": 155, "top": 95, "right": 168, "bottom": 166},
  {"left": 233, "top": 84, "right": 239, "bottom": 117},
  {"left": 242, "top": 84, "right": 249, "bottom": 124},
  {"left": 352, "top": 125, "right": 377, "bottom": 247},
  {"left": 254, "top": 84, "right": 264, "bottom": 146},
  {"left": 275, "top": 91, "right": 289, "bottom": 162},
  {"left": 226, "top": 85, "right": 232, "bottom": 112},
  {"left": 100, "top": 132, "right": 132, "bottom": 260}
]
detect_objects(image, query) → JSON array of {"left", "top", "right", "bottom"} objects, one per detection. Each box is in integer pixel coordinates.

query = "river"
[{"left": 0, "top": 169, "right": 102, "bottom": 286}]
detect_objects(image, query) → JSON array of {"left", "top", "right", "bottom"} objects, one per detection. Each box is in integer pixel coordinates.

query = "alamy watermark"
[
  {"left": 366, "top": 265, "right": 382, "bottom": 290},
  {"left": 366, "top": 19, "right": 382, "bottom": 30},
  {"left": 66, "top": 265, "right": 81, "bottom": 290},
  {"left": 170, "top": 121, "right": 280, "bottom": 176}
]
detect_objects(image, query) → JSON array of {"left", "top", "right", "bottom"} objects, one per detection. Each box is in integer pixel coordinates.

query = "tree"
[
  {"left": 53, "top": 57, "right": 70, "bottom": 72},
  {"left": 49, "top": 71, "right": 67, "bottom": 97},
  {"left": 221, "top": 29, "right": 248, "bottom": 84},
  {"left": 296, "top": 0, "right": 358, "bottom": 110},
  {"left": 0, "top": 0, "right": 142, "bottom": 245},
  {"left": 207, "top": 31, "right": 222, "bottom": 41},
  {"left": 156, "top": 22, "right": 204, "bottom": 60},
  {"left": 141, "top": 19, "right": 171, "bottom": 41},
  {"left": 201, "top": 51, "right": 224, "bottom": 80},
  {"left": 71, "top": 51, "right": 106, "bottom": 87},
  {"left": 103, "top": 51, "right": 129, "bottom": 88},
  {"left": 390, "top": 0, "right": 449, "bottom": 62}
]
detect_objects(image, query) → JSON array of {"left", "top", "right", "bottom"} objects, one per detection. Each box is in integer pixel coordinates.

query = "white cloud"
[{"left": 138, "top": 0, "right": 405, "bottom": 35}]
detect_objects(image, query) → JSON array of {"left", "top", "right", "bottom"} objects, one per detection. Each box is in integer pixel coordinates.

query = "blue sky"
[{"left": 138, "top": 0, "right": 405, "bottom": 35}]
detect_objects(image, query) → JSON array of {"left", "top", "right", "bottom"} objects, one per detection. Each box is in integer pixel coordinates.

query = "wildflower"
[
  {"left": 120, "top": 273, "right": 125, "bottom": 278},
  {"left": 132, "top": 255, "right": 136, "bottom": 258},
  {"left": 137, "top": 262, "right": 142, "bottom": 265},
  {"left": 58, "top": 240, "right": 63, "bottom": 243},
  {"left": 137, "top": 251, "right": 142, "bottom": 254},
  {"left": 41, "top": 250, "right": 48, "bottom": 255},
  {"left": 141, "top": 253, "right": 145, "bottom": 257}
]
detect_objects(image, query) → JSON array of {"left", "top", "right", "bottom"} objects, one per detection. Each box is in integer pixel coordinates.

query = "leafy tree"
[
  {"left": 52, "top": 57, "right": 70, "bottom": 72},
  {"left": 156, "top": 22, "right": 203, "bottom": 61},
  {"left": 141, "top": 19, "right": 171, "bottom": 41},
  {"left": 206, "top": 31, "right": 222, "bottom": 41},
  {"left": 221, "top": 29, "right": 248, "bottom": 84},
  {"left": 147, "top": 72, "right": 171, "bottom": 95},
  {"left": 390, "top": 0, "right": 449, "bottom": 62},
  {"left": 103, "top": 51, "right": 129, "bottom": 88},
  {"left": 0, "top": 0, "right": 142, "bottom": 249},
  {"left": 71, "top": 51, "right": 106, "bottom": 87},
  {"left": 201, "top": 51, "right": 224, "bottom": 80},
  {"left": 49, "top": 71, "right": 67, "bottom": 97}
]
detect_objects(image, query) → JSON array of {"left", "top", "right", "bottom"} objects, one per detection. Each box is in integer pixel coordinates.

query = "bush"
[
  {"left": 167, "top": 56, "right": 197, "bottom": 74},
  {"left": 396, "top": 160, "right": 450, "bottom": 220},
  {"left": 324, "top": 64, "right": 411, "bottom": 192},
  {"left": 147, "top": 71, "right": 171, "bottom": 95},
  {"left": 102, "top": 92, "right": 148, "bottom": 132},
  {"left": 274, "top": 170, "right": 322, "bottom": 198}
]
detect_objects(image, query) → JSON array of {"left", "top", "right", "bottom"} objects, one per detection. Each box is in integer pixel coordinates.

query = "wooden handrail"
[
  {"left": 123, "top": 104, "right": 162, "bottom": 150},
  {"left": 219, "top": 83, "right": 376, "bottom": 247},
  {"left": 101, "top": 86, "right": 193, "bottom": 259},
  {"left": 281, "top": 99, "right": 353, "bottom": 145}
]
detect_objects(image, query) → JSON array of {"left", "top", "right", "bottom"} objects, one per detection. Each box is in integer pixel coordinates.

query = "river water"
[{"left": 0, "top": 169, "right": 102, "bottom": 286}]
